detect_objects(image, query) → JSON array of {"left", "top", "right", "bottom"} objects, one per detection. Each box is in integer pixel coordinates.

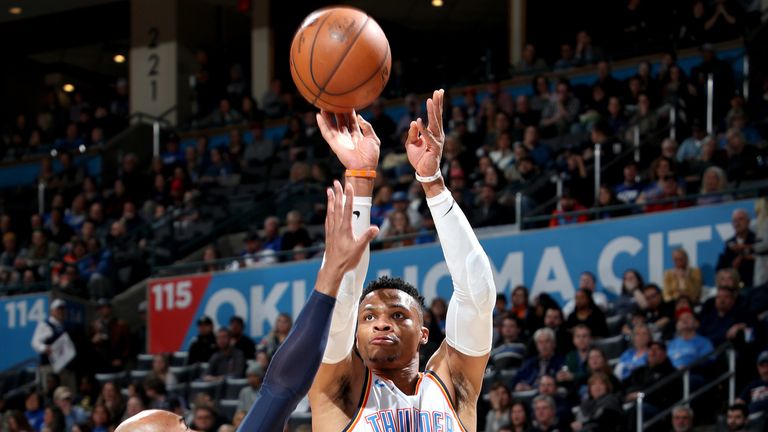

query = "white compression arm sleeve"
[
  {"left": 321, "top": 196, "right": 371, "bottom": 364},
  {"left": 428, "top": 188, "right": 496, "bottom": 356}
]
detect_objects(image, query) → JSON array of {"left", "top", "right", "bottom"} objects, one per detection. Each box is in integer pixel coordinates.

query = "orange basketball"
[{"left": 290, "top": 6, "right": 391, "bottom": 113}]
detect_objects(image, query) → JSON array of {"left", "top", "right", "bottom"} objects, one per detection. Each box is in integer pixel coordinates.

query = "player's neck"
[{"left": 371, "top": 358, "right": 421, "bottom": 395}]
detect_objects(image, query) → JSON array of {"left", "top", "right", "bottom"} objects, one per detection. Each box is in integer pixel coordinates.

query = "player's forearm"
[
  {"left": 322, "top": 193, "right": 372, "bottom": 363},
  {"left": 238, "top": 290, "right": 335, "bottom": 432},
  {"left": 426, "top": 183, "right": 496, "bottom": 356}
]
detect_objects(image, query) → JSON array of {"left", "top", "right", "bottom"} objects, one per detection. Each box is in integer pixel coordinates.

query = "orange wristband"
[{"left": 344, "top": 169, "right": 377, "bottom": 178}]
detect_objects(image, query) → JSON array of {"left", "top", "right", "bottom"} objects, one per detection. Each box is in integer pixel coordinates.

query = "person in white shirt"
[
  {"left": 31, "top": 298, "right": 76, "bottom": 392},
  {"left": 562, "top": 272, "right": 608, "bottom": 316}
]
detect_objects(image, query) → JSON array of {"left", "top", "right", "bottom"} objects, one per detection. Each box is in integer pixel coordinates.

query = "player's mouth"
[{"left": 370, "top": 336, "right": 396, "bottom": 345}]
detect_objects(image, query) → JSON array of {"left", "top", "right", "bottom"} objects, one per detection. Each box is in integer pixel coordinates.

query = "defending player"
[{"left": 115, "top": 180, "right": 379, "bottom": 432}]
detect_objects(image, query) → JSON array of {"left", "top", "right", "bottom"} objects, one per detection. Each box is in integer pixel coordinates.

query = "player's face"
[{"left": 357, "top": 289, "right": 428, "bottom": 369}]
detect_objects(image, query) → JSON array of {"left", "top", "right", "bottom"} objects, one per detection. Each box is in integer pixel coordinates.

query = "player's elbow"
[{"left": 465, "top": 249, "right": 496, "bottom": 312}]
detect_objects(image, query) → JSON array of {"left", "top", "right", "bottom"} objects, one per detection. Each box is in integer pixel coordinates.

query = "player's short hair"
[{"left": 360, "top": 276, "right": 426, "bottom": 316}]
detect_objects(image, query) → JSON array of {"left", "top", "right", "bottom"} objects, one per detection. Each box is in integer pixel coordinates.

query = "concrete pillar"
[
  {"left": 130, "top": 0, "right": 179, "bottom": 124},
  {"left": 508, "top": 0, "right": 526, "bottom": 67},
  {"left": 251, "top": 0, "right": 272, "bottom": 106}
]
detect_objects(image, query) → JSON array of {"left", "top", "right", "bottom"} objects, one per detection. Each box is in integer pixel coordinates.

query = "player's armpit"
[{"left": 309, "top": 354, "right": 366, "bottom": 420}]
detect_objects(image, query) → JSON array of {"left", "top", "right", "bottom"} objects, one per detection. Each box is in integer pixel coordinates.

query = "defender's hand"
[{"left": 321, "top": 180, "right": 379, "bottom": 276}]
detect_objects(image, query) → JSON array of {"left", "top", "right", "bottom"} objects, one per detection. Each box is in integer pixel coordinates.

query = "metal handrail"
[
  {"left": 630, "top": 342, "right": 735, "bottom": 430},
  {"left": 522, "top": 180, "right": 768, "bottom": 225}
]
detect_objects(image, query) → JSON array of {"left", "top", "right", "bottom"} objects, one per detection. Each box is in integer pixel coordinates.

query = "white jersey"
[{"left": 343, "top": 369, "right": 467, "bottom": 432}]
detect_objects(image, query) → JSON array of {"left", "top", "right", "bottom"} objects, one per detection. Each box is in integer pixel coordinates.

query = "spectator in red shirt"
[{"left": 550, "top": 191, "right": 589, "bottom": 227}]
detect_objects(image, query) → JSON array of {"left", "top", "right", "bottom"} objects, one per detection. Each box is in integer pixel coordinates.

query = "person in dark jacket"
[
  {"left": 187, "top": 316, "right": 217, "bottom": 365},
  {"left": 572, "top": 372, "right": 623, "bottom": 432},
  {"left": 625, "top": 341, "right": 682, "bottom": 427}
]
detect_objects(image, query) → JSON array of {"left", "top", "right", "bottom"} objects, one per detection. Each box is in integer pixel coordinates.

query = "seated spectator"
[
  {"left": 537, "top": 374, "right": 572, "bottom": 424},
  {"left": 594, "top": 185, "right": 630, "bottom": 220},
  {"left": 614, "top": 161, "right": 644, "bottom": 204},
  {"left": 556, "top": 325, "right": 592, "bottom": 389},
  {"left": 201, "top": 148, "right": 234, "bottom": 185},
  {"left": 95, "top": 381, "right": 125, "bottom": 423},
  {"left": 540, "top": 80, "right": 580, "bottom": 137},
  {"left": 257, "top": 313, "right": 290, "bottom": 358},
  {"left": 625, "top": 341, "right": 681, "bottom": 414},
  {"left": 188, "top": 315, "right": 217, "bottom": 364},
  {"left": 508, "top": 400, "right": 530, "bottom": 432},
  {"left": 24, "top": 392, "right": 44, "bottom": 432},
  {"left": 471, "top": 184, "right": 507, "bottom": 228},
  {"left": 492, "top": 314, "right": 527, "bottom": 359},
  {"left": 566, "top": 290, "right": 609, "bottom": 337},
  {"left": 613, "top": 269, "right": 646, "bottom": 319},
  {"left": 677, "top": 123, "right": 708, "bottom": 163},
  {"left": 528, "top": 395, "right": 568, "bottom": 432},
  {"left": 698, "top": 286, "right": 750, "bottom": 347},
  {"left": 204, "top": 329, "right": 246, "bottom": 380},
  {"left": 530, "top": 75, "right": 552, "bottom": 113},
  {"left": 90, "top": 299, "right": 131, "bottom": 373},
  {"left": 614, "top": 323, "right": 651, "bottom": 381},
  {"left": 716, "top": 209, "right": 755, "bottom": 287},
  {"left": 549, "top": 192, "right": 588, "bottom": 227},
  {"left": 513, "top": 328, "right": 565, "bottom": 391},
  {"left": 571, "top": 372, "right": 622, "bottom": 432},
  {"left": 280, "top": 210, "right": 312, "bottom": 257},
  {"left": 667, "top": 308, "right": 714, "bottom": 369},
  {"left": 574, "top": 31, "right": 602, "bottom": 65},
  {"left": 724, "top": 403, "right": 750, "bottom": 432},
  {"left": 90, "top": 403, "right": 113, "bottom": 432},
  {"left": 716, "top": 129, "right": 761, "bottom": 182},
  {"left": 485, "top": 383, "right": 513, "bottom": 432},
  {"left": 736, "top": 351, "right": 768, "bottom": 414},
  {"left": 697, "top": 166, "right": 731, "bottom": 205},
  {"left": 489, "top": 132, "right": 515, "bottom": 171},
  {"left": 663, "top": 248, "right": 703, "bottom": 302},
  {"left": 670, "top": 406, "right": 695, "bottom": 432},
  {"left": 515, "top": 44, "right": 547, "bottom": 74},
  {"left": 190, "top": 405, "right": 221, "bottom": 432},
  {"left": 382, "top": 189, "right": 423, "bottom": 232},
  {"left": 563, "top": 272, "right": 609, "bottom": 316},
  {"left": 641, "top": 283, "right": 674, "bottom": 337},
  {"left": 541, "top": 306, "right": 573, "bottom": 356},
  {"left": 511, "top": 96, "right": 540, "bottom": 139},
  {"left": 554, "top": 43, "right": 577, "bottom": 71},
  {"left": 229, "top": 316, "right": 256, "bottom": 360},
  {"left": 509, "top": 285, "right": 534, "bottom": 327},
  {"left": 521, "top": 126, "right": 552, "bottom": 169},
  {"left": 207, "top": 99, "right": 243, "bottom": 127},
  {"left": 53, "top": 386, "right": 89, "bottom": 431},
  {"left": 146, "top": 354, "right": 178, "bottom": 388},
  {"left": 237, "top": 363, "right": 264, "bottom": 412}
]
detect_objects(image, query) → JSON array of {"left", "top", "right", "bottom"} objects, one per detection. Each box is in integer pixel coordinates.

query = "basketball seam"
[
  {"left": 321, "top": 46, "right": 390, "bottom": 97},
  {"left": 311, "top": 14, "right": 371, "bottom": 105},
  {"left": 307, "top": 12, "right": 334, "bottom": 91},
  {"left": 291, "top": 58, "right": 361, "bottom": 110}
]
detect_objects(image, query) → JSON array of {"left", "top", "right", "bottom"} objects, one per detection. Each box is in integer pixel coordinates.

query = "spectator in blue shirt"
[
  {"left": 614, "top": 161, "right": 644, "bottom": 204},
  {"left": 736, "top": 351, "right": 768, "bottom": 414},
  {"left": 614, "top": 323, "right": 651, "bottom": 381},
  {"left": 699, "top": 286, "right": 750, "bottom": 347},
  {"left": 667, "top": 308, "right": 714, "bottom": 369},
  {"left": 24, "top": 391, "right": 45, "bottom": 432},
  {"left": 53, "top": 386, "right": 89, "bottom": 431},
  {"left": 513, "top": 327, "right": 565, "bottom": 391}
]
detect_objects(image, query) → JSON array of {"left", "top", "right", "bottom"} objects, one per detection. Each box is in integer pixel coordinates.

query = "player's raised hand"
[
  {"left": 405, "top": 89, "right": 445, "bottom": 177},
  {"left": 322, "top": 180, "right": 379, "bottom": 275},
  {"left": 316, "top": 110, "right": 380, "bottom": 171}
]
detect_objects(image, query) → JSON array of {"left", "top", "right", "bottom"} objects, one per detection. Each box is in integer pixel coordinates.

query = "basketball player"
[
  {"left": 115, "top": 180, "right": 379, "bottom": 432},
  {"left": 309, "top": 89, "right": 496, "bottom": 431}
]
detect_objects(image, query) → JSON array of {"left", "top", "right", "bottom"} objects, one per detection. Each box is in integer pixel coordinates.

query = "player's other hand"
[
  {"left": 316, "top": 110, "right": 380, "bottom": 171},
  {"left": 405, "top": 89, "right": 445, "bottom": 177},
  {"left": 322, "top": 180, "right": 379, "bottom": 275}
]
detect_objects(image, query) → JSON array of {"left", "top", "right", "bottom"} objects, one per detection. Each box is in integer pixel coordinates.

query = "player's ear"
[{"left": 420, "top": 326, "right": 429, "bottom": 345}]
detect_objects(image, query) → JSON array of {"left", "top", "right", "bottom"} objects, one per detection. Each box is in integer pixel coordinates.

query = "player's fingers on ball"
[
  {"left": 406, "top": 121, "right": 419, "bottom": 144},
  {"left": 349, "top": 109, "right": 360, "bottom": 134}
]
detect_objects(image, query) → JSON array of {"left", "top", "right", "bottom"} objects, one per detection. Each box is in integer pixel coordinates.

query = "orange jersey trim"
[
  {"left": 424, "top": 371, "right": 468, "bottom": 432},
  {"left": 342, "top": 369, "right": 373, "bottom": 432}
]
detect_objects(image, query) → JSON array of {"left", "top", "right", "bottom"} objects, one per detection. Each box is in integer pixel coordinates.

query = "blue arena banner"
[
  {"left": 148, "top": 200, "right": 752, "bottom": 353},
  {"left": 0, "top": 294, "right": 49, "bottom": 370}
]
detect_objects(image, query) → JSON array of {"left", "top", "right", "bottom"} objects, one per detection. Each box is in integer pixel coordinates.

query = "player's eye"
[
  {"left": 364, "top": 314, "right": 375, "bottom": 321},
  {"left": 393, "top": 312, "right": 404, "bottom": 319}
]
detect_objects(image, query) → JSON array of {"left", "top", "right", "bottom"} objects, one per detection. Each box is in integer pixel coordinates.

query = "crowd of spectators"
[{"left": 6, "top": 202, "right": 768, "bottom": 431}]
